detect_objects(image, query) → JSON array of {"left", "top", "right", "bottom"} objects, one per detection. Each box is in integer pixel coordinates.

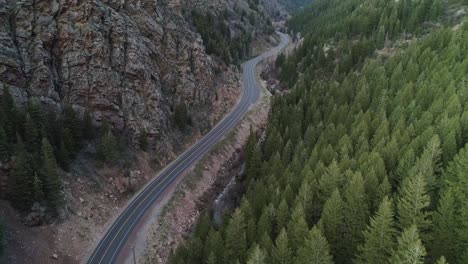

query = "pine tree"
[
  {"left": 394, "top": 148, "right": 415, "bottom": 188},
  {"left": 193, "top": 213, "right": 210, "bottom": 240},
  {"left": 389, "top": 226, "right": 426, "bottom": 264},
  {"left": 187, "top": 237, "right": 203, "bottom": 264},
  {"left": 434, "top": 145, "right": 468, "bottom": 264},
  {"left": 286, "top": 203, "right": 309, "bottom": 253},
  {"left": 436, "top": 256, "right": 448, "bottom": 264},
  {"left": 432, "top": 191, "right": 458, "bottom": 262},
  {"left": 224, "top": 209, "right": 247, "bottom": 264},
  {"left": 376, "top": 176, "right": 391, "bottom": 205},
  {"left": 0, "top": 127, "right": 9, "bottom": 160},
  {"left": 63, "top": 105, "right": 82, "bottom": 152},
  {"left": 296, "top": 226, "right": 334, "bottom": 264},
  {"left": 276, "top": 199, "right": 289, "bottom": 233},
  {"left": 247, "top": 244, "right": 266, "bottom": 264},
  {"left": 63, "top": 128, "right": 75, "bottom": 159},
  {"left": 203, "top": 229, "right": 224, "bottom": 264},
  {"left": 206, "top": 252, "right": 216, "bottom": 264},
  {"left": 56, "top": 140, "right": 69, "bottom": 170},
  {"left": 82, "top": 110, "right": 95, "bottom": 140},
  {"left": 40, "top": 137, "right": 63, "bottom": 211},
  {"left": 343, "top": 173, "right": 369, "bottom": 260},
  {"left": 11, "top": 145, "right": 36, "bottom": 210},
  {"left": 319, "top": 160, "right": 344, "bottom": 198},
  {"left": 320, "top": 189, "right": 345, "bottom": 263},
  {"left": 24, "top": 114, "right": 40, "bottom": 152},
  {"left": 32, "top": 172, "right": 44, "bottom": 202},
  {"left": 356, "top": 196, "right": 396, "bottom": 264},
  {"left": 272, "top": 229, "right": 292, "bottom": 264},
  {"left": 245, "top": 130, "right": 262, "bottom": 181},
  {"left": 396, "top": 173, "right": 431, "bottom": 233},
  {"left": 247, "top": 145, "right": 262, "bottom": 181},
  {"left": 259, "top": 232, "right": 273, "bottom": 256},
  {"left": 99, "top": 128, "right": 119, "bottom": 162},
  {"left": 1, "top": 86, "right": 17, "bottom": 139},
  {"left": 256, "top": 208, "right": 272, "bottom": 239}
]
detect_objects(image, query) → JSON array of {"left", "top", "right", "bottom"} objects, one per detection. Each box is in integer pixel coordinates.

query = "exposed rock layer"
[{"left": 0, "top": 0, "right": 242, "bottom": 151}]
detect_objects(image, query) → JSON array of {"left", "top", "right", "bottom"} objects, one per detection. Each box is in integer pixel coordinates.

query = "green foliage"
[
  {"left": 192, "top": 11, "right": 252, "bottom": 64},
  {"left": 98, "top": 125, "right": 120, "bottom": 163},
  {"left": 296, "top": 226, "right": 334, "bottom": 264},
  {"left": 282, "top": 0, "right": 454, "bottom": 85},
  {"left": 170, "top": 1, "right": 468, "bottom": 263},
  {"left": 0, "top": 127, "right": 9, "bottom": 161},
  {"left": 11, "top": 143, "right": 38, "bottom": 210},
  {"left": 63, "top": 105, "right": 82, "bottom": 154},
  {"left": 0, "top": 87, "right": 100, "bottom": 213},
  {"left": 389, "top": 226, "right": 426, "bottom": 264},
  {"left": 342, "top": 173, "right": 369, "bottom": 259},
  {"left": 356, "top": 197, "right": 396, "bottom": 264},
  {"left": 396, "top": 173, "right": 431, "bottom": 234},
  {"left": 224, "top": 209, "right": 247, "bottom": 264},
  {"left": 432, "top": 145, "right": 468, "bottom": 263},
  {"left": 320, "top": 189, "right": 345, "bottom": 262},
  {"left": 246, "top": 244, "right": 266, "bottom": 264},
  {"left": 82, "top": 110, "right": 95, "bottom": 140},
  {"left": 40, "top": 138, "right": 64, "bottom": 212},
  {"left": 272, "top": 229, "right": 292, "bottom": 264}
]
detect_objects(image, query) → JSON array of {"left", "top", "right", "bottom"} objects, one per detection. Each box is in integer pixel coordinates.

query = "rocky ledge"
[{"left": 0, "top": 0, "right": 240, "bottom": 153}]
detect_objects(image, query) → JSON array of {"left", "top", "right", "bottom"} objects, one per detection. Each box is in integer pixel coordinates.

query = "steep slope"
[
  {"left": 169, "top": 0, "right": 468, "bottom": 264},
  {"left": 0, "top": 0, "right": 285, "bottom": 263},
  {"left": 0, "top": 0, "right": 241, "bottom": 148}
]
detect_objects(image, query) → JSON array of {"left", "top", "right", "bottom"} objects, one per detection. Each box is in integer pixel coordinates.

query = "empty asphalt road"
[{"left": 86, "top": 32, "right": 290, "bottom": 264}]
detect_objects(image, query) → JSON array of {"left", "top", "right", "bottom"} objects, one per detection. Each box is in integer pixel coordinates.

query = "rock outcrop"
[{"left": 0, "top": 0, "right": 246, "bottom": 154}]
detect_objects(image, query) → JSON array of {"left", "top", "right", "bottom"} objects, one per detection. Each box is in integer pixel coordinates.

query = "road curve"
[{"left": 86, "top": 32, "right": 290, "bottom": 264}]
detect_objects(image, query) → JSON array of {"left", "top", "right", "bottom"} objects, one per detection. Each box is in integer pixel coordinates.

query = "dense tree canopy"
[
  {"left": 171, "top": 0, "right": 468, "bottom": 263},
  {"left": 0, "top": 87, "right": 123, "bottom": 213},
  {"left": 191, "top": 3, "right": 274, "bottom": 64}
]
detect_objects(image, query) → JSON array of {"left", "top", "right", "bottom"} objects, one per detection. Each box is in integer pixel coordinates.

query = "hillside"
[
  {"left": 0, "top": 0, "right": 283, "bottom": 262},
  {"left": 170, "top": 0, "right": 468, "bottom": 264}
]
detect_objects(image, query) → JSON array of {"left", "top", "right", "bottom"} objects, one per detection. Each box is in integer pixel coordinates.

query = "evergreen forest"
[
  {"left": 0, "top": 87, "right": 123, "bottom": 214},
  {"left": 170, "top": 0, "right": 468, "bottom": 263}
]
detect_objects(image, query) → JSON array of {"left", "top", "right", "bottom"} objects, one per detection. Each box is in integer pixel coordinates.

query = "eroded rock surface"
[{"left": 0, "top": 0, "right": 243, "bottom": 152}]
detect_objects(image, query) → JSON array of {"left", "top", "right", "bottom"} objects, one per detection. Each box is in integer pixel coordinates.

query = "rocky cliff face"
[{"left": 0, "top": 0, "right": 246, "bottom": 154}]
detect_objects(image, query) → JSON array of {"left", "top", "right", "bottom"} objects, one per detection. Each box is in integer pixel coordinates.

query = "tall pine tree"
[
  {"left": 296, "top": 226, "right": 334, "bottom": 264},
  {"left": 320, "top": 189, "right": 345, "bottom": 263},
  {"left": 40, "top": 138, "right": 64, "bottom": 211},
  {"left": 389, "top": 226, "right": 426, "bottom": 264},
  {"left": 224, "top": 209, "right": 247, "bottom": 264},
  {"left": 272, "top": 228, "right": 292, "bottom": 264},
  {"left": 396, "top": 173, "right": 431, "bottom": 234},
  {"left": 356, "top": 196, "right": 396, "bottom": 264}
]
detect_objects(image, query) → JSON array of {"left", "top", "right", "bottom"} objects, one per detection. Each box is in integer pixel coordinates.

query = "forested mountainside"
[
  {"left": 0, "top": 0, "right": 282, "bottom": 261},
  {"left": 0, "top": 0, "right": 274, "bottom": 146},
  {"left": 0, "top": 0, "right": 276, "bottom": 213},
  {"left": 170, "top": 0, "right": 468, "bottom": 263}
]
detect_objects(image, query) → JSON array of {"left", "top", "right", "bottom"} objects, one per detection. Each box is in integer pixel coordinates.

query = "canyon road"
[{"left": 86, "top": 32, "right": 290, "bottom": 264}]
